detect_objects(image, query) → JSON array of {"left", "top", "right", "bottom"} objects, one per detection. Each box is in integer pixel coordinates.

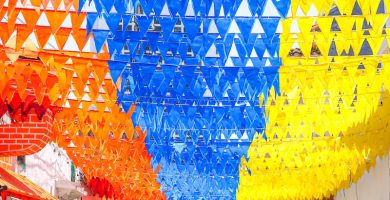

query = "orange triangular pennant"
[
  {"left": 52, "top": 0, "right": 62, "bottom": 10},
  {"left": 45, "top": 11, "right": 68, "bottom": 33},
  {"left": 72, "top": 30, "right": 89, "bottom": 51},
  {"left": 35, "top": 27, "right": 52, "bottom": 49},
  {"left": 63, "top": 0, "right": 75, "bottom": 11},
  {"left": 93, "top": 65, "right": 108, "bottom": 86},
  {"left": 30, "top": 0, "right": 42, "bottom": 8},
  {"left": 71, "top": 12, "right": 86, "bottom": 32},
  {"left": 0, "top": 8, "right": 7, "bottom": 20},
  {"left": 40, "top": 0, "right": 50, "bottom": 9},
  {"left": 21, "top": 9, "right": 40, "bottom": 29},
  {"left": 0, "top": 24, "right": 10, "bottom": 45},
  {"left": 55, "top": 28, "right": 72, "bottom": 51},
  {"left": 7, "top": 8, "right": 20, "bottom": 34},
  {"left": 16, "top": 25, "right": 33, "bottom": 51}
]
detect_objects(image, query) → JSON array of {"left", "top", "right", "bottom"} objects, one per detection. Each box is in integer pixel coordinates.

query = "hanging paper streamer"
[
  {"left": 238, "top": 0, "right": 390, "bottom": 199},
  {"left": 80, "top": 0, "right": 285, "bottom": 198},
  {"left": 0, "top": 0, "right": 165, "bottom": 198}
]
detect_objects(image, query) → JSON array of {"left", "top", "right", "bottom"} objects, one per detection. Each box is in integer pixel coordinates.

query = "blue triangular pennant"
[
  {"left": 235, "top": 18, "right": 255, "bottom": 43},
  {"left": 167, "top": 0, "right": 184, "bottom": 16},
  {"left": 107, "top": 39, "right": 125, "bottom": 57},
  {"left": 92, "top": 29, "right": 109, "bottom": 53},
  {"left": 139, "top": 63, "right": 157, "bottom": 85},
  {"left": 101, "top": 0, "right": 114, "bottom": 13},
  {"left": 215, "top": 18, "right": 232, "bottom": 39},
  {"left": 213, "top": 0, "right": 222, "bottom": 18},
  {"left": 104, "top": 13, "right": 121, "bottom": 34},
  {"left": 272, "top": 0, "right": 290, "bottom": 18},
  {"left": 259, "top": 18, "right": 280, "bottom": 39},
  {"left": 114, "top": 0, "right": 128, "bottom": 14},
  {"left": 108, "top": 60, "right": 126, "bottom": 84},
  {"left": 94, "top": 0, "right": 103, "bottom": 14},
  {"left": 86, "top": 13, "right": 98, "bottom": 36},
  {"left": 146, "top": 32, "right": 160, "bottom": 51},
  {"left": 136, "top": 16, "right": 153, "bottom": 37},
  {"left": 158, "top": 17, "right": 177, "bottom": 40},
  {"left": 78, "top": 0, "right": 87, "bottom": 14},
  {"left": 182, "top": 17, "right": 202, "bottom": 41},
  {"left": 122, "top": 15, "right": 132, "bottom": 31},
  {"left": 222, "top": 0, "right": 233, "bottom": 16},
  {"left": 191, "top": 0, "right": 201, "bottom": 15}
]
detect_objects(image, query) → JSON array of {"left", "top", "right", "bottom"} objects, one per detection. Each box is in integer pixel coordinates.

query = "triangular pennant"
[
  {"left": 55, "top": 28, "right": 72, "bottom": 50},
  {"left": 71, "top": 12, "right": 86, "bottom": 32},
  {"left": 235, "top": 18, "right": 255, "bottom": 43},
  {"left": 297, "top": 18, "right": 314, "bottom": 34},
  {"left": 86, "top": 13, "right": 99, "bottom": 36},
  {"left": 7, "top": 8, "right": 20, "bottom": 34},
  {"left": 215, "top": 18, "right": 232, "bottom": 38},
  {"left": 20, "top": 9, "right": 40, "bottom": 29},
  {"left": 45, "top": 11, "right": 68, "bottom": 33},
  {"left": 0, "top": 24, "right": 10, "bottom": 45},
  {"left": 104, "top": 13, "right": 121, "bottom": 34},
  {"left": 272, "top": 0, "right": 290, "bottom": 18},
  {"left": 337, "top": 17, "right": 355, "bottom": 35},
  {"left": 72, "top": 30, "right": 89, "bottom": 50},
  {"left": 136, "top": 16, "right": 153, "bottom": 37},
  {"left": 372, "top": 14, "right": 388, "bottom": 34},
  {"left": 316, "top": 17, "right": 333, "bottom": 39},
  {"left": 101, "top": 0, "right": 115, "bottom": 13},
  {"left": 139, "top": 63, "right": 157, "bottom": 85},
  {"left": 158, "top": 17, "right": 177, "bottom": 40},
  {"left": 16, "top": 25, "right": 32, "bottom": 51},
  {"left": 181, "top": 17, "right": 202, "bottom": 41},
  {"left": 92, "top": 29, "right": 109, "bottom": 53},
  {"left": 107, "top": 39, "right": 125, "bottom": 56},
  {"left": 167, "top": 0, "right": 181, "bottom": 16},
  {"left": 108, "top": 60, "right": 126, "bottom": 84},
  {"left": 260, "top": 18, "right": 280, "bottom": 39}
]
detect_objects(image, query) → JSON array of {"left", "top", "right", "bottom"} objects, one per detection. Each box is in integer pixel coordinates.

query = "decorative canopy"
[{"left": 1, "top": 0, "right": 390, "bottom": 199}]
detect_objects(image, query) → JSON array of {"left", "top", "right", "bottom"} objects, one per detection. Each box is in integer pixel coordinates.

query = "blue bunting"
[
  {"left": 82, "top": 0, "right": 283, "bottom": 198},
  {"left": 272, "top": 0, "right": 291, "bottom": 18},
  {"left": 92, "top": 29, "right": 109, "bottom": 53}
]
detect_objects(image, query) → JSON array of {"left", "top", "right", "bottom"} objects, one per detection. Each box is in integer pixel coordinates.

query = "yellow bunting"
[
  {"left": 238, "top": 0, "right": 390, "bottom": 199},
  {"left": 238, "top": 56, "right": 390, "bottom": 200}
]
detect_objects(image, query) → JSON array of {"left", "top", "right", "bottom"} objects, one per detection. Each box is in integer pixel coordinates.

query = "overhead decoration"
[
  {"left": 81, "top": 0, "right": 287, "bottom": 198},
  {"left": 238, "top": 0, "right": 390, "bottom": 199},
  {"left": 2, "top": 0, "right": 390, "bottom": 199},
  {"left": 0, "top": 0, "right": 164, "bottom": 199}
]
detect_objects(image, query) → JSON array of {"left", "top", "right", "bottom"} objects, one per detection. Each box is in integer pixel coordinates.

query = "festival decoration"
[
  {"left": 238, "top": 0, "right": 390, "bottom": 199},
  {"left": 1, "top": 0, "right": 390, "bottom": 199},
  {"left": 0, "top": 1, "right": 164, "bottom": 198},
  {"left": 82, "top": 0, "right": 286, "bottom": 198}
]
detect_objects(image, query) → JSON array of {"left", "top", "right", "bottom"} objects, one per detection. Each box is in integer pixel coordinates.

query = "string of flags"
[{"left": 0, "top": 0, "right": 390, "bottom": 199}]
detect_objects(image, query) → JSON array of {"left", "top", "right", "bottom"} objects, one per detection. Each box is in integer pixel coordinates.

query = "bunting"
[
  {"left": 0, "top": 0, "right": 164, "bottom": 199},
  {"left": 81, "top": 0, "right": 285, "bottom": 198},
  {"left": 2, "top": 0, "right": 390, "bottom": 199},
  {"left": 238, "top": 0, "right": 390, "bottom": 199}
]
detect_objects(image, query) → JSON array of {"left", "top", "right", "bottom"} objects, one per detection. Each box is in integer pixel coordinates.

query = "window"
[
  {"left": 71, "top": 162, "right": 76, "bottom": 182},
  {"left": 17, "top": 156, "right": 26, "bottom": 173}
]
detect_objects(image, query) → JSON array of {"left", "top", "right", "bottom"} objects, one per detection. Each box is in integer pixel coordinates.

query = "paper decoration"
[
  {"left": 81, "top": 0, "right": 285, "bottom": 198},
  {"left": 238, "top": 56, "right": 390, "bottom": 199},
  {"left": 0, "top": 1, "right": 164, "bottom": 198},
  {"left": 238, "top": 0, "right": 390, "bottom": 199},
  {"left": 2, "top": 0, "right": 390, "bottom": 199}
]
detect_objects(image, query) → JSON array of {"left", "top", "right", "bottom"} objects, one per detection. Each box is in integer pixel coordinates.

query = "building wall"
[
  {"left": 335, "top": 151, "right": 390, "bottom": 200},
  {"left": 16, "top": 143, "right": 73, "bottom": 196}
]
